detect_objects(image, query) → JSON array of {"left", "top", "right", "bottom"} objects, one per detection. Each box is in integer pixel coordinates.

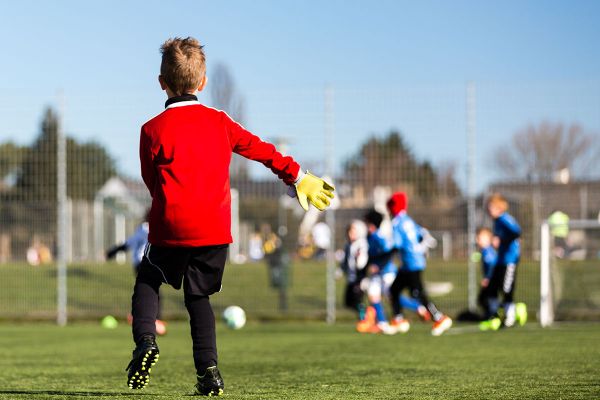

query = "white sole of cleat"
[{"left": 431, "top": 317, "right": 453, "bottom": 336}]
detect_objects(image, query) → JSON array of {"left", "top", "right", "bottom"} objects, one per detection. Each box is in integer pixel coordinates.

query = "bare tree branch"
[{"left": 493, "top": 121, "right": 600, "bottom": 182}]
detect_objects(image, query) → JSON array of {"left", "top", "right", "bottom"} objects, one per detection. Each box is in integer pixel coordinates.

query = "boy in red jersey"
[{"left": 126, "top": 37, "right": 334, "bottom": 395}]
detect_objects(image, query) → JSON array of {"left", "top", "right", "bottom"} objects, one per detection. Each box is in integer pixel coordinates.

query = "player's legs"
[
  {"left": 477, "top": 287, "right": 492, "bottom": 320},
  {"left": 486, "top": 264, "right": 505, "bottom": 318},
  {"left": 367, "top": 275, "right": 386, "bottom": 322},
  {"left": 185, "top": 293, "right": 217, "bottom": 372},
  {"left": 131, "top": 260, "right": 163, "bottom": 342},
  {"left": 186, "top": 245, "right": 228, "bottom": 396},
  {"left": 408, "top": 271, "right": 452, "bottom": 335},
  {"left": 407, "top": 271, "right": 442, "bottom": 322},
  {"left": 388, "top": 270, "right": 410, "bottom": 333},
  {"left": 128, "top": 259, "right": 162, "bottom": 389},
  {"left": 134, "top": 261, "right": 167, "bottom": 335},
  {"left": 501, "top": 263, "right": 517, "bottom": 327},
  {"left": 345, "top": 281, "right": 364, "bottom": 319},
  {"left": 384, "top": 271, "right": 428, "bottom": 320},
  {"left": 479, "top": 265, "right": 504, "bottom": 331},
  {"left": 362, "top": 275, "right": 396, "bottom": 334},
  {"left": 389, "top": 270, "right": 409, "bottom": 317}
]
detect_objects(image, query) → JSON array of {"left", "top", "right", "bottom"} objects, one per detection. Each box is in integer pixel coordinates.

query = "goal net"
[{"left": 540, "top": 219, "right": 600, "bottom": 326}]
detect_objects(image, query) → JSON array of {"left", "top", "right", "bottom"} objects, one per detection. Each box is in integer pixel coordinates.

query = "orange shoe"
[
  {"left": 356, "top": 306, "right": 377, "bottom": 333},
  {"left": 431, "top": 315, "right": 452, "bottom": 336},
  {"left": 364, "top": 306, "right": 376, "bottom": 323},
  {"left": 417, "top": 306, "right": 431, "bottom": 322},
  {"left": 390, "top": 317, "right": 410, "bottom": 333}
]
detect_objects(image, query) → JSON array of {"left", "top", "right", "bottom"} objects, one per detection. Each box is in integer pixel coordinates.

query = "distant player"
[
  {"left": 357, "top": 209, "right": 427, "bottom": 334},
  {"left": 474, "top": 227, "right": 497, "bottom": 323},
  {"left": 386, "top": 192, "right": 452, "bottom": 336},
  {"left": 340, "top": 220, "right": 369, "bottom": 321},
  {"left": 106, "top": 211, "right": 150, "bottom": 276},
  {"left": 484, "top": 194, "right": 527, "bottom": 328},
  {"left": 105, "top": 211, "right": 167, "bottom": 336},
  {"left": 126, "top": 37, "right": 334, "bottom": 395}
]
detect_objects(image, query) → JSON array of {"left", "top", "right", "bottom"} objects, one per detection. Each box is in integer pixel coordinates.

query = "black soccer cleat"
[
  {"left": 126, "top": 334, "right": 159, "bottom": 389},
  {"left": 195, "top": 366, "right": 224, "bottom": 396}
]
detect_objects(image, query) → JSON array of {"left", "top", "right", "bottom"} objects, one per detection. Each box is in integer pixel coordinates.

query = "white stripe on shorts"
[{"left": 503, "top": 264, "right": 516, "bottom": 293}]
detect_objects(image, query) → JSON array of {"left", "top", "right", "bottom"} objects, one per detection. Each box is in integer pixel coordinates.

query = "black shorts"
[
  {"left": 391, "top": 270, "right": 426, "bottom": 298},
  {"left": 487, "top": 263, "right": 517, "bottom": 301},
  {"left": 140, "top": 243, "right": 229, "bottom": 296}
]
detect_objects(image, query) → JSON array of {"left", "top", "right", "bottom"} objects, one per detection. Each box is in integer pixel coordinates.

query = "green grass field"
[
  {"left": 0, "top": 258, "right": 543, "bottom": 321},
  {"left": 0, "top": 321, "right": 599, "bottom": 399}
]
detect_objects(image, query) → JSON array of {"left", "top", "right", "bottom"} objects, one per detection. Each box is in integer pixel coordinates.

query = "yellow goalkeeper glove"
[{"left": 293, "top": 171, "right": 335, "bottom": 211}]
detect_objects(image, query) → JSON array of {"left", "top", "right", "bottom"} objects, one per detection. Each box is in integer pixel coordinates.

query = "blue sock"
[
  {"left": 373, "top": 302, "right": 386, "bottom": 322},
  {"left": 358, "top": 304, "right": 366, "bottom": 320},
  {"left": 399, "top": 295, "right": 420, "bottom": 312}
]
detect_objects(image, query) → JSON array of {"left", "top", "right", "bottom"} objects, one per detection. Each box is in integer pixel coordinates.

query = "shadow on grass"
[{"left": 0, "top": 389, "right": 151, "bottom": 397}]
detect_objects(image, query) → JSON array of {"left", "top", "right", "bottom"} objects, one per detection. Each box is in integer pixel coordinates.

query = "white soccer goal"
[{"left": 540, "top": 219, "right": 600, "bottom": 327}]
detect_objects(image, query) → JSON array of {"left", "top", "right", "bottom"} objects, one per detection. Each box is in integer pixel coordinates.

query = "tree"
[
  {"left": 493, "top": 121, "right": 600, "bottom": 183},
  {"left": 211, "top": 63, "right": 248, "bottom": 179},
  {"left": 16, "top": 107, "right": 117, "bottom": 201},
  {"left": 344, "top": 130, "right": 460, "bottom": 200},
  {"left": 0, "top": 142, "right": 26, "bottom": 186}
]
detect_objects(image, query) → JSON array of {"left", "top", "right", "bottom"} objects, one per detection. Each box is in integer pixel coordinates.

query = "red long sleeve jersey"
[{"left": 140, "top": 98, "right": 300, "bottom": 247}]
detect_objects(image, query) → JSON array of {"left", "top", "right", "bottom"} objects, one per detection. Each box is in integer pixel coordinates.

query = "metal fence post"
[
  {"left": 466, "top": 82, "right": 477, "bottom": 311},
  {"left": 56, "top": 92, "right": 68, "bottom": 326},
  {"left": 325, "top": 85, "right": 336, "bottom": 324}
]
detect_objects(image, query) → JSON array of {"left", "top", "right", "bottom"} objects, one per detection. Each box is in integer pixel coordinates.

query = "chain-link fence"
[{"left": 1, "top": 82, "right": 599, "bottom": 323}]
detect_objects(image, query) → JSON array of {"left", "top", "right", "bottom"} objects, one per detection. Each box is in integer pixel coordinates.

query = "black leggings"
[
  {"left": 344, "top": 281, "right": 363, "bottom": 317},
  {"left": 131, "top": 261, "right": 217, "bottom": 373},
  {"left": 389, "top": 270, "right": 442, "bottom": 321}
]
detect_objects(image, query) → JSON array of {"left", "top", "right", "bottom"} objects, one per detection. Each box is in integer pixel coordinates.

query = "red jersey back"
[{"left": 140, "top": 99, "right": 300, "bottom": 247}]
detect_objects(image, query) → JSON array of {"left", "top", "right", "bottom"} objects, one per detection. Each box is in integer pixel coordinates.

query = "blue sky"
[{"left": 1, "top": 1, "right": 599, "bottom": 190}]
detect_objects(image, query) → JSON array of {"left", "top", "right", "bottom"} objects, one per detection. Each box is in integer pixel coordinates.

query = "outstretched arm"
[
  {"left": 225, "top": 114, "right": 300, "bottom": 184},
  {"left": 225, "top": 113, "right": 334, "bottom": 210},
  {"left": 106, "top": 243, "right": 128, "bottom": 260}
]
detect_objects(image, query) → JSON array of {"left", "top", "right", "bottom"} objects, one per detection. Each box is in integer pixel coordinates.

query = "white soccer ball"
[{"left": 222, "top": 305, "right": 246, "bottom": 330}]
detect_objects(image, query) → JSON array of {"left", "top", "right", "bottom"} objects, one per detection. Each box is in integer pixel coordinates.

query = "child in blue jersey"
[
  {"left": 386, "top": 192, "right": 452, "bottom": 336},
  {"left": 485, "top": 194, "right": 524, "bottom": 328},
  {"left": 359, "top": 210, "right": 427, "bottom": 334},
  {"left": 475, "top": 227, "right": 497, "bottom": 320},
  {"left": 106, "top": 220, "right": 150, "bottom": 275}
]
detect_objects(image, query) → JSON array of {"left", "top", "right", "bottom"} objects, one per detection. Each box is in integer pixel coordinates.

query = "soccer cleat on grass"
[
  {"left": 504, "top": 303, "right": 517, "bottom": 327},
  {"left": 431, "top": 315, "right": 452, "bottom": 336},
  {"left": 479, "top": 317, "right": 502, "bottom": 331},
  {"left": 515, "top": 302, "right": 528, "bottom": 326},
  {"left": 376, "top": 321, "right": 397, "bottom": 335},
  {"left": 356, "top": 319, "right": 375, "bottom": 333},
  {"left": 126, "top": 335, "right": 159, "bottom": 389},
  {"left": 390, "top": 317, "right": 410, "bottom": 334},
  {"left": 195, "top": 366, "right": 224, "bottom": 396}
]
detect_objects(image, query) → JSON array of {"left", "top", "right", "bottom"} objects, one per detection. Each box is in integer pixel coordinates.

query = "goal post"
[
  {"left": 540, "top": 221, "right": 552, "bottom": 327},
  {"left": 540, "top": 219, "right": 600, "bottom": 327}
]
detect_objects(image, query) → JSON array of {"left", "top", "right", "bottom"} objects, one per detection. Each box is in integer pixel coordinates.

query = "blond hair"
[
  {"left": 160, "top": 37, "right": 206, "bottom": 95},
  {"left": 487, "top": 193, "right": 508, "bottom": 212},
  {"left": 476, "top": 227, "right": 493, "bottom": 238}
]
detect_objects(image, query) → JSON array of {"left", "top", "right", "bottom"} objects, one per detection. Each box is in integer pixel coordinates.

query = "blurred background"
[{"left": 0, "top": 1, "right": 599, "bottom": 324}]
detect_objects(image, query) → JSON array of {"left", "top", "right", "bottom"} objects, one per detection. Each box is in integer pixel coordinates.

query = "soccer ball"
[{"left": 222, "top": 305, "right": 246, "bottom": 330}]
